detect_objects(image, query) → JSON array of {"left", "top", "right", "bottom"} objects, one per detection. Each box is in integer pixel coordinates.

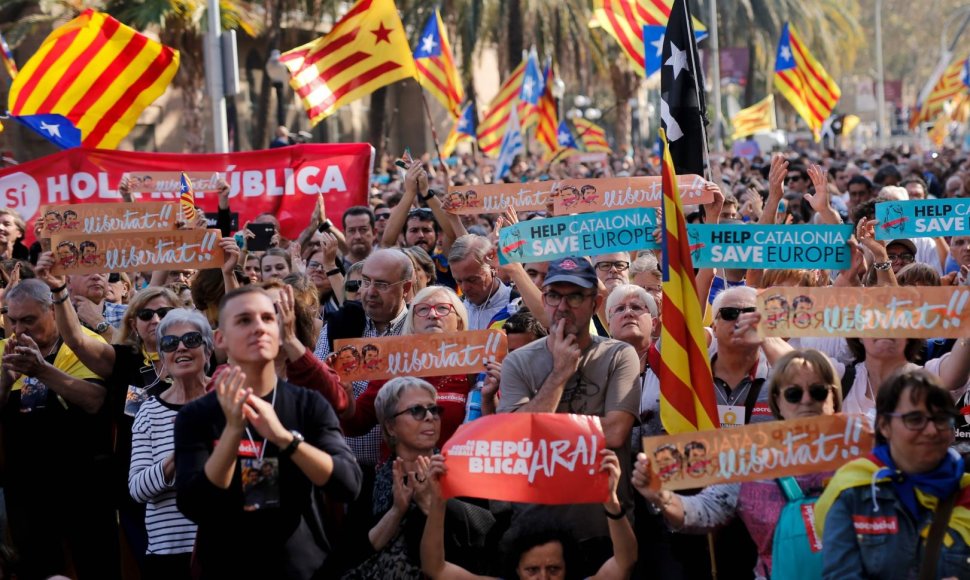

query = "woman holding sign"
[
  {"left": 816, "top": 370, "right": 970, "bottom": 579},
  {"left": 341, "top": 286, "right": 475, "bottom": 452},
  {"left": 632, "top": 349, "right": 842, "bottom": 579}
]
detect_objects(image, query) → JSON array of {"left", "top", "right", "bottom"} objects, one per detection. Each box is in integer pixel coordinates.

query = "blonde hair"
[{"left": 117, "top": 287, "right": 180, "bottom": 350}]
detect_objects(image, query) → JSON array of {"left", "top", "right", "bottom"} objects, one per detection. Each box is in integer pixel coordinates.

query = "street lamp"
[
  {"left": 584, "top": 107, "right": 603, "bottom": 120},
  {"left": 266, "top": 49, "right": 290, "bottom": 128},
  {"left": 574, "top": 95, "right": 592, "bottom": 108}
]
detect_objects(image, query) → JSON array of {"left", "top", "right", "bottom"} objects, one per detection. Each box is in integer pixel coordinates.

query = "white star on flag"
[
  {"left": 522, "top": 77, "right": 534, "bottom": 100},
  {"left": 651, "top": 36, "right": 664, "bottom": 58},
  {"left": 458, "top": 116, "right": 469, "bottom": 131},
  {"left": 558, "top": 130, "right": 571, "bottom": 143},
  {"left": 780, "top": 45, "right": 792, "bottom": 62},
  {"left": 420, "top": 34, "right": 437, "bottom": 55},
  {"left": 39, "top": 121, "right": 62, "bottom": 138},
  {"left": 665, "top": 42, "right": 689, "bottom": 80}
]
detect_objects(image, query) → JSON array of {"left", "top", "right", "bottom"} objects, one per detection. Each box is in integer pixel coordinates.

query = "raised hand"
[
  {"left": 3, "top": 333, "right": 49, "bottom": 377},
  {"left": 392, "top": 458, "right": 414, "bottom": 512},
  {"left": 599, "top": 449, "right": 621, "bottom": 509},
  {"left": 767, "top": 154, "right": 788, "bottom": 201},
  {"left": 243, "top": 392, "right": 290, "bottom": 446},
  {"left": 214, "top": 366, "right": 250, "bottom": 429},
  {"left": 220, "top": 237, "right": 240, "bottom": 274},
  {"left": 34, "top": 251, "right": 66, "bottom": 290},
  {"left": 549, "top": 320, "right": 582, "bottom": 379},
  {"left": 804, "top": 164, "right": 830, "bottom": 213}
]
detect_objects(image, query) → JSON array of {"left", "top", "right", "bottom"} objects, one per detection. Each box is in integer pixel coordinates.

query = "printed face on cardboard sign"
[
  {"left": 56, "top": 241, "right": 78, "bottom": 268},
  {"left": 63, "top": 211, "right": 79, "bottom": 230}
]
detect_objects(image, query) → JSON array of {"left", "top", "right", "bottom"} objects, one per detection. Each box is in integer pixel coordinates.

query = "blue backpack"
[{"left": 770, "top": 477, "right": 824, "bottom": 579}]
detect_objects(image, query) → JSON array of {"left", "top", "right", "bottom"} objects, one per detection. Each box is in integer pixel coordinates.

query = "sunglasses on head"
[
  {"left": 717, "top": 306, "right": 756, "bottom": 321},
  {"left": 136, "top": 307, "right": 174, "bottom": 322},
  {"left": 782, "top": 384, "right": 830, "bottom": 404},
  {"left": 159, "top": 331, "right": 205, "bottom": 353},
  {"left": 392, "top": 403, "right": 444, "bottom": 420},
  {"left": 345, "top": 280, "right": 362, "bottom": 292},
  {"left": 108, "top": 273, "right": 121, "bottom": 284}
]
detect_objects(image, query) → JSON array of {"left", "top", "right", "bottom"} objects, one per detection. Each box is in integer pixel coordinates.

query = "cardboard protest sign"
[
  {"left": 552, "top": 174, "right": 711, "bottom": 215},
  {"left": 36, "top": 202, "right": 177, "bottom": 238},
  {"left": 441, "top": 413, "right": 610, "bottom": 504},
  {"left": 125, "top": 171, "right": 223, "bottom": 193},
  {"left": 332, "top": 330, "right": 507, "bottom": 382},
  {"left": 876, "top": 199, "right": 970, "bottom": 239},
  {"left": 758, "top": 286, "right": 970, "bottom": 338},
  {"left": 687, "top": 224, "right": 853, "bottom": 269},
  {"left": 642, "top": 414, "right": 873, "bottom": 491},
  {"left": 443, "top": 182, "right": 555, "bottom": 215},
  {"left": 497, "top": 208, "right": 658, "bottom": 264},
  {"left": 50, "top": 229, "right": 224, "bottom": 275}
]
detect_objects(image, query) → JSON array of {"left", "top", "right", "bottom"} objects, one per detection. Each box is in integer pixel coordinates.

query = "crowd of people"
[{"left": 0, "top": 143, "right": 966, "bottom": 579}]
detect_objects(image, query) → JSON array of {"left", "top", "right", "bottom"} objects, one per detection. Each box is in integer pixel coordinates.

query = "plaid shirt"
[
  {"left": 103, "top": 301, "right": 128, "bottom": 329},
  {"left": 314, "top": 308, "right": 408, "bottom": 467}
]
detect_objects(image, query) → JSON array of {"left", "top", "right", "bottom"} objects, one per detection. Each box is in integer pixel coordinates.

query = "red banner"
[
  {"left": 440, "top": 413, "right": 609, "bottom": 505},
  {"left": 0, "top": 144, "right": 374, "bottom": 244}
]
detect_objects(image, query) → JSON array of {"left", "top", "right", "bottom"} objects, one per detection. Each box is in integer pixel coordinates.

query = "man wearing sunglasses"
[
  {"left": 592, "top": 252, "right": 631, "bottom": 337},
  {"left": 498, "top": 256, "right": 640, "bottom": 564}
]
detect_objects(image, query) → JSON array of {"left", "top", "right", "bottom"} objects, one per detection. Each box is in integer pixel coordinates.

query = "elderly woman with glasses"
[
  {"left": 341, "top": 286, "right": 474, "bottom": 457},
  {"left": 633, "top": 349, "right": 843, "bottom": 579},
  {"left": 816, "top": 369, "right": 970, "bottom": 579},
  {"left": 342, "top": 377, "right": 493, "bottom": 579},
  {"left": 129, "top": 309, "right": 213, "bottom": 579}
]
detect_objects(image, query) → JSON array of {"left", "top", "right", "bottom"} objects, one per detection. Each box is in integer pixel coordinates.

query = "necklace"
[
  {"left": 244, "top": 386, "right": 278, "bottom": 465},
  {"left": 865, "top": 369, "right": 875, "bottom": 401}
]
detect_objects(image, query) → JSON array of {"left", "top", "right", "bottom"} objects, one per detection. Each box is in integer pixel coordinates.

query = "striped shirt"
[{"left": 129, "top": 396, "right": 197, "bottom": 555}]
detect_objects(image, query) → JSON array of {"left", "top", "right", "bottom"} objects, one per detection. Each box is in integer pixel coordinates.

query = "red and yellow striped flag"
[
  {"left": 658, "top": 128, "right": 718, "bottom": 434},
  {"left": 279, "top": 0, "right": 415, "bottom": 126},
  {"left": 730, "top": 94, "right": 776, "bottom": 138},
  {"left": 593, "top": 0, "right": 706, "bottom": 77},
  {"left": 773, "top": 23, "right": 840, "bottom": 141},
  {"left": 911, "top": 55, "right": 968, "bottom": 129},
  {"left": 179, "top": 173, "right": 197, "bottom": 223},
  {"left": 536, "top": 62, "right": 559, "bottom": 158},
  {"left": 478, "top": 61, "right": 526, "bottom": 157},
  {"left": 413, "top": 9, "right": 463, "bottom": 119},
  {"left": 573, "top": 118, "right": 612, "bottom": 153},
  {"left": 8, "top": 9, "right": 179, "bottom": 149}
]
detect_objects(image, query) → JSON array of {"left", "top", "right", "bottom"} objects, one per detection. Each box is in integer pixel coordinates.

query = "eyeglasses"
[
  {"left": 376, "top": 213, "right": 392, "bottom": 221},
  {"left": 136, "top": 307, "right": 174, "bottom": 322},
  {"left": 307, "top": 261, "right": 327, "bottom": 271},
  {"left": 543, "top": 291, "right": 594, "bottom": 308},
  {"left": 782, "top": 384, "right": 831, "bottom": 404},
  {"left": 887, "top": 253, "right": 914, "bottom": 264},
  {"left": 361, "top": 277, "right": 407, "bottom": 292},
  {"left": 885, "top": 411, "right": 956, "bottom": 432},
  {"left": 159, "top": 331, "right": 205, "bottom": 353},
  {"left": 595, "top": 261, "right": 630, "bottom": 272},
  {"left": 785, "top": 175, "right": 803, "bottom": 183},
  {"left": 610, "top": 302, "right": 650, "bottom": 317},
  {"left": 392, "top": 404, "right": 444, "bottom": 420},
  {"left": 345, "top": 280, "right": 362, "bottom": 293},
  {"left": 717, "top": 306, "right": 757, "bottom": 321},
  {"left": 413, "top": 303, "right": 456, "bottom": 318},
  {"left": 108, "top": 273, "right": 121, "bottom": 283}
]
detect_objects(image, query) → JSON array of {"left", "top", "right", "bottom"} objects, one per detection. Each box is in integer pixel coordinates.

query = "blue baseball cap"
[{"left": 543, "top": 257, "right": 598, "bottom": 289}]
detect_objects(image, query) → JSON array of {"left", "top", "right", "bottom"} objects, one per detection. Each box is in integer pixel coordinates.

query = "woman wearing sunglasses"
[
  {"left": 633, "top": 349, "right": 842, "bottom": 579},
  {"left": 816, "top": 370, "right": 970, "bottom": 579},
  {"left": 34, "top": 251, "right": 184, "bottom": 568},
  {"left": 343, "top": 377, "right": 493, "bottom": 578},
  {"left": 128, "top": 309, "right": 212, "bottom": 579},
  {"left": 340, "top": 286, "right": 474, "bottom": 458}
]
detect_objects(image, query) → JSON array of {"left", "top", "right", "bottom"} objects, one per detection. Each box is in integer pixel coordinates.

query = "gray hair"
[
  {"left": 156, "top": 308, "right": 215, "bottom": 356},
  {"left": 5, "top": 279, "right": 53, "bottom": 308},
  {"left": 404, "top": 286, "right": 469, "bottom": 333},
  {"left": 374, "top": 377, "right": 437, "bottom": 447},
  {"left": 448, "top": 234, "right": 491, "bottom": 265},
  {"left": 630, "top": 253, "right": 660, "bottom": 275},
  {"left": 877, "top": 186, "right": 908, "bottom": 201},
  {"left": 347, "top": 260, "right": 365, "bottom": 278},
  {"left": 711, "top": 285, "right": 757, "bottom": 314},
  {"left": 605, "top": 284, "right": 658, "bottom": 317}
]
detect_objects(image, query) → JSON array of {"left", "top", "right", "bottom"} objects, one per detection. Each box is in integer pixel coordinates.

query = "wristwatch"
[
  {"left": 873, "top": 261, "right": 892, "bottom": 271},
  {"left": 94, "top": 321, "right": 110, "bottom": 334},
  {"left": 420, "top": 189, "right": 436, "bottom": 202},
  {"left": 280, "top": 430, "right": 304, "bottom": 457},
  {"left": 317, "top": 219, "right": 334, "bottom": 233}
]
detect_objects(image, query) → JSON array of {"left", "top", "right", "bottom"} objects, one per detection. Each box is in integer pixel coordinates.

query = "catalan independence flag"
[
  {"left": 593, "top": 0, "right": 706, "bottom": 77},
  {"left": 179, "top": 173, "right": 197, "bottom": 223},
  {"left": 478, "top": 60, "right": 525, "bottom": 157},
  {"left": 535, "top": 60, "right": 559, "bottom": 158},
  {"left": 0, "top": 31, "right": 16, "bottom": 79},
  {"left": 730, "top": 94, "right": 776, "bottom": 138},
  {"left": 573, "top": 118, "right": 612, "bottom": 153},
  {"left": 8, "top": 10, "right": 179, "bottom": 149},
  {"left": 658, "top": 128, "right": 718, "bottom": 434},
  {"left": 773, "top": 23, "right": 840, "bottom": 141},
  {"left": 280, "top": 0, "right": 415, "bottom": 126},
  {"left": 413, "top": 9, "right": 463, "bottom": 119},
  {"left": 911, "top": 55, "right": 969, "bottom": 129},
  {"left": 441, "top": 102, "right": 476, "bottom": 157}
]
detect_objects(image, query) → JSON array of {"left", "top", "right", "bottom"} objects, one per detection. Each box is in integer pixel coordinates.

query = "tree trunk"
[
  {"left": 253, "top": 0, "right": 285, "bottom": 149},
  {"left": 182, "top": 74, "right": 207, "bottom": 153},
  {"left": 507, "top": 0, "right": 524, "bottom": 72},
  {"left": 609, "top": 61, "right": 639, "bottom": 154},
  {"left": 369, "top": 87, "right": 388, "bottom": 168}
]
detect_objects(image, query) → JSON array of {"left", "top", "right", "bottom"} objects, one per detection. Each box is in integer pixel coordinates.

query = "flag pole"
[
  {"left": 683, "top": 0, "right": 712, "bottom": 180},
  {"left": 418, "top": 90, "right": 450, "bottom": 178}
]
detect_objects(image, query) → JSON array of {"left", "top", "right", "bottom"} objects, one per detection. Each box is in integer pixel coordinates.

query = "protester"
[
  {"left": 816, "top": 369, "right": 970, "bottom": 579},
  {"left": 449, "top": 234, "right": 513, "bottom": 330},
  {"left": 632, "top": 349, "right": 842, "bottom": 578},
  {"left": 174, "top": 286, "right": 361, "bottom": 578},
  {"left": 605, "top": 284, "right": 660, "bottom": 440},
  {"left": 592, "top": 252, "right": 632, "bottom": 336},
  {"left": 342, "top": 206, "right": 378, "bottom": 267},
  {"left": 260, "top": 247, "right": 294, "bottom": 281},
  {"left": 129, "top": 308, "right": 212, "bottom": 579}
]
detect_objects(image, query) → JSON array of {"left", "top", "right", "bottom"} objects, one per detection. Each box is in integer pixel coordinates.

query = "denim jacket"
[{"left": 821, "top": 480, "right": 970, "bottom": 580}]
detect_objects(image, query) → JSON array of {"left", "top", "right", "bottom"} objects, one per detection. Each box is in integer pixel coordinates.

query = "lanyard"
[{"left": 244, "top": 387, "right": 278, "bottom": 464}]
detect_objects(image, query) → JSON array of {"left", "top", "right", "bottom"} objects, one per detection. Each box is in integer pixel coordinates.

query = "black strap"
[
  {"left": 743, "top": 378, "right": 766, "bottom": 423},
  {"left": 919, "top": 489, "right": 959, "bottom": 580},
  {"left": 841, "top": 363, "right": 857, "bottom": 398}
]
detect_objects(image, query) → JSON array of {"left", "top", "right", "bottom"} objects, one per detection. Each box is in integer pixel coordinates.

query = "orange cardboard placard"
[
  {"left": 36, "top": 202, "right": 177, "bottom": 238},
  {"left": 124, "top": 171, "right": 222, "bottom": 193},
  {"left": 443, "top": 182, "right": 555, "bottom": 215},
  {"left": 642, "top": 414, "right": 873, "bottom": 491},
  {"left": 441, "top": 413, "right": 610, "bottom": 504},
  {"left": 758, "top": 286, "right": 970, "bottom": 339},
  {"left": 552, "top": 174, "right": 711, "bottom": 215},
  {"left": 50, "top": 229, "right": 224, "bottom": 275},
  {"left": 332, "top": 329, "right": 507, "bottom": 382}
]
